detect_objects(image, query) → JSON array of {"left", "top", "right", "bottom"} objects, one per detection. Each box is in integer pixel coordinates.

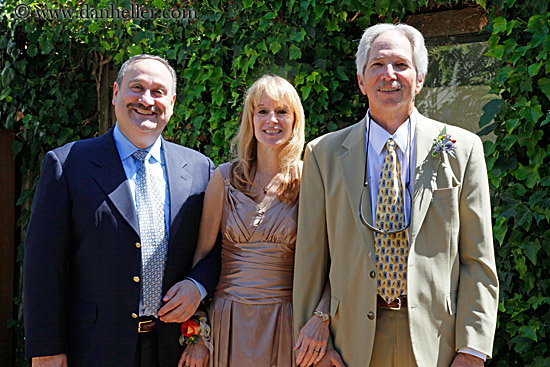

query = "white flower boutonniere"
[{"left": 431, "top": 126, "right": 457, "bottom": 159}]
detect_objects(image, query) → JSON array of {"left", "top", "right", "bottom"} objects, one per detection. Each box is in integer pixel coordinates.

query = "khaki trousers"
[{"left": 369, "top": 308, "right": 417, "bottom": 367}]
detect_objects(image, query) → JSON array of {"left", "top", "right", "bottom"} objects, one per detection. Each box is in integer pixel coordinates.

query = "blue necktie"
[{"left": 132, "top": 150, "right": 168, "bottom": 316}]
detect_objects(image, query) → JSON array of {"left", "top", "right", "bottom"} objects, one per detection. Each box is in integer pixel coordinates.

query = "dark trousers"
[{"left": 133, "top": 329, "right": 160, "bottom": 367}]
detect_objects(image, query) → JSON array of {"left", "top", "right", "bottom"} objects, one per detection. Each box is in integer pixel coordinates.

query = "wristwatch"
[{"left": 313, "top": 310, "right": 330, "bottom": 322}]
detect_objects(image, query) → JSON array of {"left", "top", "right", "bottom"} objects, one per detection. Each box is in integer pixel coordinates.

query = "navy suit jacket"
[{"left": 23, "top": 129, "right": 220, "bottom": 367}]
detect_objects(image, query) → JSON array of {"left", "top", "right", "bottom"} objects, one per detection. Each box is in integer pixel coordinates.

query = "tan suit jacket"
[{"left": 293, "top": 110, "right": 498, "bottom": 367}]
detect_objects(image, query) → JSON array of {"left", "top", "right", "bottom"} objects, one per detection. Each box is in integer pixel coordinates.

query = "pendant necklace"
[{"left": 256, "top": 172, "right": 278, "bottom": 194}]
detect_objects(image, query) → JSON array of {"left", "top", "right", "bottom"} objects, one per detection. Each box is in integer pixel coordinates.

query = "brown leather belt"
[
  {"left": 138, "top": 316, "right": 157, "bottom": 333},
  {"left": 377, "top": 295, "right": 407, "bottom": 310}
]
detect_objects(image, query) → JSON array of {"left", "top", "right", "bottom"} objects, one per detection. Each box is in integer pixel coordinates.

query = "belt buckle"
[
  {"left": 138, "top": 320, "right": 153, "bottom": 333},
  {"left": 389, "top": 296, "right": 403, "bottom": 311}
]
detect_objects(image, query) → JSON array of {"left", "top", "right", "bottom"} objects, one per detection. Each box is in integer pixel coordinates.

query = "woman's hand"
[
  {"left": 314, "top": 349, "right": 346, "bottom": 367},
  {"left": 294, "top": 314, "right": 330, "bottom": 366},
  {"left": 178, "top": 339, "right": 209, "bottom": 367}
]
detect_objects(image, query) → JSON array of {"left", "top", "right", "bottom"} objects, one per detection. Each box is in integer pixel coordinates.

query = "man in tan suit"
[{"left": 293, "top": 23, "right": 498, "bottom": 367}]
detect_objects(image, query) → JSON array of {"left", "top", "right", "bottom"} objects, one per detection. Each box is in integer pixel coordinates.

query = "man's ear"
[
  {"left": 171, "top": 93, "right": 176, "bottom": 106},
  {"left": 415, "top": 74, "right": 425, "bottom": 95},
  {"left": 357, "top": 74, "right": 367, "bottom": 95},
  {"left": 112, "top": 82, "right": 118, "bottom": 105}
]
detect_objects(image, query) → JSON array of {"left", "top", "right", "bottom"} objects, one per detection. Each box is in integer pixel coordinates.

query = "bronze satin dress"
[{"left": 209, "top": 163, "right": 296, "bottom": 367}]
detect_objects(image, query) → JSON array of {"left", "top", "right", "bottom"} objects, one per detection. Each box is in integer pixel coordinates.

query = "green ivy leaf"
[
  {"left": 57, "top": 127, "right": 74, "bottom": 146},
  {"left": 523, "top": 240, "right": 540, "bottom": 265},
  {"left": 289, "top": 44, "right": 302, "bottom": 60},
  {"left": 537, "top": 78, "right": 550, "bottom": 101},
  {"left": 518, "top": 325, "right": 538, "bottom": 342},
  {"left": 300, "top": 84, "right": 311, "bottom": 100},
  {"left": 269, "top": 41, "right": 282, "bottom": 54},
  {"left": 528, "top": 61, "right": 542, "bottom": 77},
  {"left": 493, "top": 17, "right": 507, "bottom": 34},
  {"left": 1, "top": 65, "right": 15, "bottom": 87},
  {"left": 479, "top": 99, "right": 506, "bottom": 128},
  {"left": 506, "top": 118, "right": 520, "bottom": 133},
  {"left": 40, "top": 38, "right": 54, "bottom": 54},
  {"left": 0, "top": 86, "right": 11, "bottom": 101},
  {"left": 494, "top": 216, "right": 508, "bottom": 245},
  {"left": 12, "top": 140, "right": 23, "bottom": 158},
  {"left": 515, "top": 164, "right": 540, "bottom": 189},
  {"left": 27, "top": 44, "right": 38, "bottom": 57},
  {"left": 290, "top": 29, "right": 307, "bottom": 42}
]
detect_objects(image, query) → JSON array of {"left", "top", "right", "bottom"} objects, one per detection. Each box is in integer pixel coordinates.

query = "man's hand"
[
  {"left": 158, "top": 279, "right": 201, "bottom": 323},
  {"left": 314, "top": 349, "right": 346, "bottom": 367},
  {"left": 450, "top": 353, "right": 484, "bottom": 367},
  {"left": 32, "top": 354, "right": 67, "bottom": 367}
]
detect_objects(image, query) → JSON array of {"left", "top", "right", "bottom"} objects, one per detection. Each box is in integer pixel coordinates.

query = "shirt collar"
[
  {"left": 365, "top": 109, "right": 416, "bottom": 156},
  {"left": 113, "top": 123, "right": 163, "bottom": 164}
]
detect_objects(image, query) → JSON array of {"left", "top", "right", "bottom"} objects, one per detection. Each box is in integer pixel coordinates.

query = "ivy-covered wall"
[
  {"left": 483, "top": 1, "right": 550, "bottom": 365},
  {"left": 1, "top": 0, "right": 549, "bottom": 365}
]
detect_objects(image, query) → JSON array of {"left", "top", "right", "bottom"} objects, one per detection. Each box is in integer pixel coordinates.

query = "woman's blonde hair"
[{"left": 230, "top": 74, "right": 305, "bottom": 203}]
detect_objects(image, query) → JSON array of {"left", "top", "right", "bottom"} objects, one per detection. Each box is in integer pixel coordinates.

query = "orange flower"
[{"left": 181, "top": 319, "right": 200, "bottom": 337}]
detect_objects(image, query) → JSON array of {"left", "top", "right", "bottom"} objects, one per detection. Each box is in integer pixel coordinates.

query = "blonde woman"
[{"left": 179, "top": 75, "right": 331, "bottom": 367}]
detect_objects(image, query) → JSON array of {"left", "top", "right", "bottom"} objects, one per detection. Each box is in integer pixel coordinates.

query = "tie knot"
[
  {"left": 386, "top": 139, "right": 397, "bottom": 152},
  {"left": 132, "top": 149, "right": 149, "bottom": 163}
]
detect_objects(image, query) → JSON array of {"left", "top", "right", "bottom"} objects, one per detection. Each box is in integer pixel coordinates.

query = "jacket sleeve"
[
  {"left": 24, "top": 151, "right": 71, "bottom": 358},
  {"left": 455, "top": 136, "right": 499, "bottom": 357},
  {"left": 189, "top": 234, "right": 222, "bottom": 295},
  {"left": 293, "top": 143, "right": 334, "bottom": 349}
]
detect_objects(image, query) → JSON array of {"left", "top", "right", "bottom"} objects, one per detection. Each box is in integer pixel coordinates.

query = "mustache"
[
  {"left": 376, "top": 81, "right": 402, "bottom": 90},
  {"left": 127, "top": 103, "right": 160, "bottom": 113}
]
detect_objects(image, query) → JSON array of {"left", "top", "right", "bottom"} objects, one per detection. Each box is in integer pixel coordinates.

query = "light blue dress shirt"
[
  {"left": 365, "top": 109, "right": 416, "bottom": 224},
  {"left": 113, "top": 124, "right": 170, "bottom": 231}
]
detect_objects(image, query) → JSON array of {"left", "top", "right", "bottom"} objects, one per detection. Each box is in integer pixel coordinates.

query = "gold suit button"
[
  {"left": 131, "top": 313, "right": 138, "bottom": 319},
  {"left": 135, "top": 242, "right": 141, "bottom": 248},
  {"left": 370, "top": 271, "right": 376, "bottom": 279},
  {"left": 367, "top": 311, "right": 375, "bottom": 320},
  {"left": 133, "top": 276, "right": 140, "bottom": 283}
]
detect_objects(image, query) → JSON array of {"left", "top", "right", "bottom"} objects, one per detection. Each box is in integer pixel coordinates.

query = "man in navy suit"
[{"left": 23, "top": 54, "right": 220, "bottom": 367}]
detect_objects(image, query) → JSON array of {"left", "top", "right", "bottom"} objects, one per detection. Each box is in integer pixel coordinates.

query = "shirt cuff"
[
  {"left": 458, "top": 348, "right": 487, "bottom": 361},
  {"left": 186, "top": 277, "right": 207, "bottom": 300}
]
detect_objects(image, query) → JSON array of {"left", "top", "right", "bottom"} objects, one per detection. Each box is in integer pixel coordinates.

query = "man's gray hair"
[
  {"left": 116, "top": 54, "right": 177, "bottom": 95},
  {"left": 356, "top": 23, "right": 428, "bottom": 82}
]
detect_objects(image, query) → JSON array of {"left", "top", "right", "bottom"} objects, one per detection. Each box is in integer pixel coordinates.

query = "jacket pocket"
[
  {"left": 330, "top": 296, "right": 340, "bottom": 318},
  {"left": 445, "top": 291, "right": 458, "bottom": 316},
  {"left": 433, "top": 180, "right": 461, "bottom": 201}
]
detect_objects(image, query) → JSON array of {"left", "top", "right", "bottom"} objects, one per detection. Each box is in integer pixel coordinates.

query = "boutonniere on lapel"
[{"left": 431, "top": 126, "right": 457, "bottom": 159}]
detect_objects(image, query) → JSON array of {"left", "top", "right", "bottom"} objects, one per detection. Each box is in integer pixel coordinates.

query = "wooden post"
[
  {"left": 0, "top": 127, "right": 15, "bottom": 366},
  {"left": 403, "top": 6, "right": 489, "bottom": 42},
  {"left": 99, "top": 63, "right": 114, "bottom": 135}
]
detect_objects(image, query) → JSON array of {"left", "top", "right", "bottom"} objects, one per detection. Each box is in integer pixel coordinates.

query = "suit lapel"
[
  {"left": 92, "top": 130, "right": 139, "bottom": 236},
  {"left": 409, "top": 111, "right": 442, "bottom": 244},
  {"left": 163, "top": 140, "right": 192, "bottom": 244},
  {"left": 339, "top": 117, "right": 376, "bottom": 265}
]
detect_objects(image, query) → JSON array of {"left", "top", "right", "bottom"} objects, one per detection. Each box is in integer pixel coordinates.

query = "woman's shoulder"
[{"left": 216, "top": 162, "right": 232, "bottom": 181}]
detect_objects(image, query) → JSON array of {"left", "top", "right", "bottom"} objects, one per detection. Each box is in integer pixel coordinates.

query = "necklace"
[{"left": 255, "top": 171, "right": 278, "bottom": 194}]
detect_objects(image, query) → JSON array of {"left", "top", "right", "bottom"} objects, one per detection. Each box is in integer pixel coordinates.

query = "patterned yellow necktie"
[{"left": 375, "top": 139, "right": 408, "bottom": 304}]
